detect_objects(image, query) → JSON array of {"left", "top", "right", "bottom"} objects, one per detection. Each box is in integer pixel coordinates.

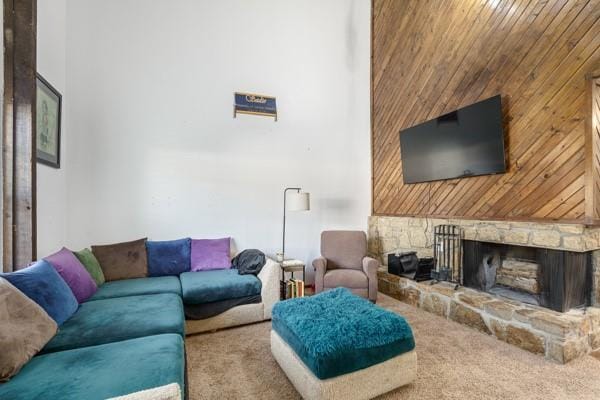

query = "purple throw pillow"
[
  {"left": 45, "top": 247, "right": 97, "bottom": 303},
  {"left": 190, "top": 238, "right": 231, "bottom": 271}
]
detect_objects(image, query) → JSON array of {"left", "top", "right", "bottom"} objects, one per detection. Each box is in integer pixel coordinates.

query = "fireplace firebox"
[{"left": 463, "top": 240, "right": 592, "bottom": 312}]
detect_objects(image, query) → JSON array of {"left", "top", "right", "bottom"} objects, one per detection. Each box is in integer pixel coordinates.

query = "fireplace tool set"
[{"left": 431, "top": 224, "right": 463, "bottom": 289}]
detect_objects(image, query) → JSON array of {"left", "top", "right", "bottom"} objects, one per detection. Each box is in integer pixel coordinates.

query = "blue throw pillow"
[
  {"left": 1, "top": 260, "right": 79, "bottom": 325},
  {"left": 146, "top": 238, "right": 191, "bottom": 277}
]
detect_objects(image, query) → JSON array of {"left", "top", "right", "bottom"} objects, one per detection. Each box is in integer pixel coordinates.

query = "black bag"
[
  {"left": 388, "top": 251, "right": 418, "bottom": 275},
  {"left": 232, "top": 249, "right": 266, "bottom": 275}
]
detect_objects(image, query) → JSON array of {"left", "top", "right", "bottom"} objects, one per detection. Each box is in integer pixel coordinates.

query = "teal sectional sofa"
[
  {"left": 0, "top": 258, "right": 280, "bottom": 400},
  {"left": 1, "top": 335, "right": 185, "bottom": 400}
]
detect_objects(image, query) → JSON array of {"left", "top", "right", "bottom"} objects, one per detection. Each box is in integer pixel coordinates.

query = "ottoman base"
[{"left": 271, "top": 330, "right": 417, "bottom": 400}]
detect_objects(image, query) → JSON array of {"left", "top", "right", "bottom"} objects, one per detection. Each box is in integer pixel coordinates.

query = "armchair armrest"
[
  {"left": 362, "top": 257, "right": 379, "bottom": 302},
  {"left": 312, "top": 256, "right": 327, "bottom": 294},
  {"left": 258, "top": 258, "right": 280, "bottom": 319}
]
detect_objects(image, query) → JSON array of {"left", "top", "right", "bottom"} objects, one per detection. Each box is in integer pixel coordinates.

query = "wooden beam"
[
  {"left": 3, "top": 0, "right": 16, "bottom": 272},
  {"left": 3, "top": 0, "right": 37, "bottom": 272},
  {"left": 585, "top": 66, "right": 600, "bottom": 225}
]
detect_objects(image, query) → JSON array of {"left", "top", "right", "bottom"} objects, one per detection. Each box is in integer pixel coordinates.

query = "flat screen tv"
[{"left": 399, "top": 95, "right": 506, "bottom": 184}]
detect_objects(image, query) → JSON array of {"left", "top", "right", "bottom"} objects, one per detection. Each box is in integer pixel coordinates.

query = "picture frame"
[{"left": 36, "top": 73, "right": 62, "bottom": 168}]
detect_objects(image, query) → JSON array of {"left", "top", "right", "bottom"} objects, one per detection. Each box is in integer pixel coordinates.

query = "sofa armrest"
[
  {"left": 107, "top": 383, "right": 181, "bottom": 400},
  {"left": 312, "top": 257, "right": 327, "bottom": 294},
  {"left": 362, "top": 257, "right": 379, "bottom": 302},
  {"left": 258, "top": 258, "right": 280, "bottom": 319}
]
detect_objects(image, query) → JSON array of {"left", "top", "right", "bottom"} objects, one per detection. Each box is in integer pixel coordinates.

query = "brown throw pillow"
[
  {"left": 0, "top": 277, "right": 58, "bottom": 381},
  {"left": 92, "top": 238, "right": 148, "bottom": 281}
]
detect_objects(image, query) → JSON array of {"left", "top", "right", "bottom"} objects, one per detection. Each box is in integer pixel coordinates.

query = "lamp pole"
[{"left": 282, "top": 187, "right": 301, "bottom": 261}]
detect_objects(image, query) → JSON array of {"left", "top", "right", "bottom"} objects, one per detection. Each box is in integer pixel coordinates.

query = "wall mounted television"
[{"left": 399, "top": 95, "right": 506, "bottom": 184}]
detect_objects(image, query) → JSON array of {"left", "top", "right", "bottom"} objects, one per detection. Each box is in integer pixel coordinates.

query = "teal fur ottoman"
[{"left": 271, "top": 288, "right": 417, "bottom": 400}]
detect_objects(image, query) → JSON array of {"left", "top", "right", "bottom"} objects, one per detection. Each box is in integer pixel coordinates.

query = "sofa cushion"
[
  {"left": 272, "top": 287, "right": 415, "bottom": 379},
  {"left": 180, "top": 269, "right": 261, "bottom": 305},
  {"left": 42, "top": 293, "right": 184, "bottom": 353},
  {"left": 184, "top": 294, "right": 262, "bottom": 320},
  {"left": 0, "top": 334, "right": 185, "bottom": 400},
  {"left": 0, "top": 278, "right": 58, "bottom": 382},
  {"left": 92, "top": 238, "right": 148, "bottom": 281},
  {"left": 45, "top": 247, "right": 97, "bottom": 303},
  {"left": 1, "top": 260, "right": 78, "bottom": 325},
  {"left": 190, "top": 237, "right": 231, "bottom": 271},
  {"left": 73, "top": 248, "right": 105, "bottom": 286},
  {"left": 323, "top": 269, "right": 368, "bottom": 289},
  {"left": 146, "top": 238, "right": 191, "bottom": 277},
  {"left": 87, "top": 276, "right": 182, "bottom": 301}
]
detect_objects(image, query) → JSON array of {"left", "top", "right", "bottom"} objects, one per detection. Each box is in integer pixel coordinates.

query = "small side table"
[
  {"left": 280, "top": 259, "right": 306, "bottom": 282},
  {"left": 278, "top": 259, "right": 306, "bottom": 300}
]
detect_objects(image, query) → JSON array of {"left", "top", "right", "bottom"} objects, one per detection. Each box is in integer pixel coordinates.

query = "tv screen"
[{"left": 399, "top": 95, "right": 506, "bottom": 184}]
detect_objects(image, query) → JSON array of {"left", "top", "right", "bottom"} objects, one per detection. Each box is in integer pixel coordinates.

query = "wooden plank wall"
[{"left": 372, "top": 0, "right": 600, "bottom": 224}]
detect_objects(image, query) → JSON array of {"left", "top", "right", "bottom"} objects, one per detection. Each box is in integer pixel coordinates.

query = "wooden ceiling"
[{"left": 372, "top": 0, "right": 600, "bottom": 223}]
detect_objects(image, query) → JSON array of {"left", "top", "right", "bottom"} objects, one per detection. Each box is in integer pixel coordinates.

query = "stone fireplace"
[{"left": 369, "top": 216, "right": 600, "bottom": 363}]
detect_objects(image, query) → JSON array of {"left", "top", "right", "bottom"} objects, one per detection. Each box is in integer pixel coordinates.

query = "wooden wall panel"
[{"left": 372, "top": 0, "right": 600, "bottom": 224}]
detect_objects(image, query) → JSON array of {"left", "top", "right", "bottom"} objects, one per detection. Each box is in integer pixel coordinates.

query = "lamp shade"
[{"left": 287, "top": 192, "right": 310, "bottom": 211}]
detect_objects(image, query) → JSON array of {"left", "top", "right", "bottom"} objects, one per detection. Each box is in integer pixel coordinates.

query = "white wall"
[
  {"left": 65, "top": 0, "right": 371, "bottom": 283},
  {"left": 37, "top": 0, "right": 68, "bottom": 257}
]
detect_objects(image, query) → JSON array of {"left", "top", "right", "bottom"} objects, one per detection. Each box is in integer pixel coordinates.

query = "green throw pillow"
[{"left": 74, "top": 248, "right": 105, "bottom": 286}]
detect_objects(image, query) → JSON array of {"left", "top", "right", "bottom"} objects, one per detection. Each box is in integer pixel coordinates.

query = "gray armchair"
[{"left": 313, "top": 230, "right": 379, "bottom": 302}]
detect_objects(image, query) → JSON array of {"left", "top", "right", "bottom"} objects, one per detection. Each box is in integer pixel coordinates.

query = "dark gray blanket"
[
  {"left": 232, "top": 249, "right": 266, "bottom": 275},
  {"left": 184, "top": 295, "right": 262, "bottom": 320}
]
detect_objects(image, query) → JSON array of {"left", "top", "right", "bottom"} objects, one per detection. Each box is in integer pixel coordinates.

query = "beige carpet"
[{"left": 186, "top": 293, "right": 600, "bottom": 400}]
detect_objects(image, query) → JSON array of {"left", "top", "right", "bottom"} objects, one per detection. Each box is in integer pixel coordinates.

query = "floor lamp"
[{"left": 282, "top": 188, "right": 310, "bottom": 261}]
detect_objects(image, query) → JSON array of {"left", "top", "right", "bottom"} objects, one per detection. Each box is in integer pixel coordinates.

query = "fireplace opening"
[{"left": 463, "top": 240, "right": 592, "bottom": 312}]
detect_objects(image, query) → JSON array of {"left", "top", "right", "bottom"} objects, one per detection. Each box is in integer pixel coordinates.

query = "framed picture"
[{"left": 36, "top": 74, "right": 62, "bottom": 168}]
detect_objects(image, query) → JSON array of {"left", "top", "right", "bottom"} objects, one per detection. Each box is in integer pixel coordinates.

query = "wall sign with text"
[{"left": 234, "top": 92, "right": 277, "bottom": 121}]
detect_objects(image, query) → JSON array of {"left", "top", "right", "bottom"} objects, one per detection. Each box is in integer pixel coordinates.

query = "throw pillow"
[
  {"left": 73, "top": 248, "right": 105, "bottom": 286},
  {"left": 92, "top": 238, "right": 148, "bottom": 281},
  {"left": 0, "top": 278, "right": 58, "bottom": 382},
  {"left": 1, "top": 260, "right": 79, "bottom": 325},
  {"left": 146, "top": 238, "right": 191, "bottom": 277},
  {"left": 45, "top": 247, "right": 98, "bottom": 303},
  {"left": 190, "top": 237, "right": 231, "bottom": 271}
]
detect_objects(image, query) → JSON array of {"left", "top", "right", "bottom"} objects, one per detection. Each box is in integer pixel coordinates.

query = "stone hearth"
[
  {"left": 369, "top": 215, "right": 600, "bottom": 362},
  {"left": 378, "top": 269, "right": 600, "bottom": 363}
]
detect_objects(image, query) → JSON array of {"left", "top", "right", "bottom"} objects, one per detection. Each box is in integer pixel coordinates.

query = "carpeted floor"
[{"left": 186, "top": 293, "right": 600, "bottom": 400}]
